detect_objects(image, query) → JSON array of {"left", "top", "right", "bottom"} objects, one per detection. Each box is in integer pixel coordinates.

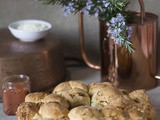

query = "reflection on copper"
[
  {"left": 78, "top": 12, "right": 101, "bottom": 70},
  {"left": 78, "top": 0, "right": 158, "bottom": 91}
]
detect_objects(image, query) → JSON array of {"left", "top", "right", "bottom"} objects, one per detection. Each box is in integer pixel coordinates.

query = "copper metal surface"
[
  {"left": 79, "top": 0, "right": 158, "bottom": 91},
  {"left": 139, "top": 0, "right": 145, "bottom": 23},
  {"left": 78, "top": 12, "right": 101, "bottom": 70}
]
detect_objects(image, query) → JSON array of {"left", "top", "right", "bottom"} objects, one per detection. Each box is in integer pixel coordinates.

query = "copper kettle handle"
[
  {"left": 139, "top": 0, "right": 145, "bottom": 23},
  {"left": 78, "top": 12, "right": 101, "bottom": 70},
  {"left": 78, "top": 0, "right": 145, "bottom": 70}
]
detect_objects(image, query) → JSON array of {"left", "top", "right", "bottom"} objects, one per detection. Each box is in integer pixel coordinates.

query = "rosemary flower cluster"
[{"left": 40, "top": 0, "right": 133, "bottom": 52}]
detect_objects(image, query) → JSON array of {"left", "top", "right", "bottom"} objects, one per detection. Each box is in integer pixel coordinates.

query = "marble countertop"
[{"left": 0, "top": 67, "right": 160, "bottom": 120}]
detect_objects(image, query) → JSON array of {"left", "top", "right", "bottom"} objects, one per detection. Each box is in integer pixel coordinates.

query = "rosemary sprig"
[{"left": 38, "top": 0, "right": 133, "bottom": 53}]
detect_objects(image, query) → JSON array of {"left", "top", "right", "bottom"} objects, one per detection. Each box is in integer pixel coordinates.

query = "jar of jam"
[{"left": 2, "top": 75, "right": 30, "bottom": 115}]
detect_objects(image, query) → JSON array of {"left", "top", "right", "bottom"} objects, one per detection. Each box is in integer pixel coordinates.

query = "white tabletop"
[{"left": 0, "top": 67, "right": 160, "bottom": 120}]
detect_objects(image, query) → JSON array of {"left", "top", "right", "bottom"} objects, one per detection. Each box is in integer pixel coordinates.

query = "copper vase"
[{"left": 78, "top": 0, "right": 158, "bottom": 91}]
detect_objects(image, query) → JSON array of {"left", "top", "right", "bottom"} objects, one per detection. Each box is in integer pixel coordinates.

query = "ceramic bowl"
[{"left": 8, "top": 19, "right": 52, "bottom": 42}]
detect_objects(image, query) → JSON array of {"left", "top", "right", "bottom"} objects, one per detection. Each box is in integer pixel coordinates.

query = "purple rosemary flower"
[
  {"left": 107, "top": 13, "right": 132, "bottom": 45},
  {"left": 40, "top": 0, "right": 133, "bottom": 52},
  {"left": 63, "top": 1, "right": 75, "bottom": 17}
]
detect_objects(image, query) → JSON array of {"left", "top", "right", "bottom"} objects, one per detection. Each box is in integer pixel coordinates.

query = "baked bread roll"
[
  {"left": 88, "top": 82, "right": 113, "bottom": 96},
  {"left": 41, "top": 93, "right": 70, "bottom": 109},
  {"left": 68, "top": 106, "right": 103, "bottom": 120},
  {"left": 32, "top": 113, "right": 69, "bottom": 120},
  {"left": 129, "top": 90, "right": 156, "bottom": 120},
  {"left": 25, "top": 92, "right": 48, "bottom": 104},
  {"left": 55, "top": 88, "right": 90, "bottom": 108},
  {"left": 100, "top": 106, "right": 148, "bottom": 120},
  {"left": 38, "top": 102, "right": 69, "bottom": 120},
  {"left": 126, "top": 108, "right": 150, "bottom": 120},
  {"left": 16, "top": 102, "right": 40, "bottom": 120},
  {"left": 129, "top": 90, "right": 151, "bottom": 104},
  {"left": 100, "top": 106, "right": 123, "bottom": 119},
  {"left": 32, "top": 113, "right": 42, "bottom": 120},
  {"left": 53, "top": 81, "right": 88, "bottom": 93},
  {"left": 91, "top": 84, "right": 131, "bottom": 109}
]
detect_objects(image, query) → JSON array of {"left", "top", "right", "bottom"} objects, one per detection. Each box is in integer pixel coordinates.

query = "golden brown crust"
[
  {"left": 129, "top": 90, "right": 151, "bottom": 104},
  {"left": 38, "top": 102, "right": 69, "bottom": 119},
  {"left": 100, "top": 106, "right": 149, "bottom": 120},
  {"left": 68, "top": 106, "right": 103, "bottom": 120},
  {"left": 100, "top": 106, "right": 123, "bottom": 118},
  {"left": 57, "top": 117, "right": 70, "bottom": 120},
  {"left": 53, "top": 81, "right": 88, "bottom": 93},
  {"left": 25, "top": 92, "right": 48, "bottom": 103},
  {"left": 16, "top": 102, "right": 40, "bottom": 120},
  {"left": 129, "top": 90, "right": 156, "bottom": 119},
  {"left": 126, "top": 108, "right": 148, "bottom": 120},
  {"left": 32, "top": 113, "right": 43, "bottom": 120},
  {"left": 91, "top": 85, "right": 132, "bottom": 109},
  {"left": 55, "top": 88, "right": 90, "bottom": 108},
  {"left": 41, "top": 93, "right": 70, "bottom": 109},
  {"left": 88, "top": 82, "right": 113, "bottom": 96},
  {"left": 124, "top": 101, "right": 156, "bottom": 120}
]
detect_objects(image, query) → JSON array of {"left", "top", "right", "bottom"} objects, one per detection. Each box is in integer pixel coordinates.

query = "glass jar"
[{"left": 2, "top": 75, "right": 30, "bottom": 115}]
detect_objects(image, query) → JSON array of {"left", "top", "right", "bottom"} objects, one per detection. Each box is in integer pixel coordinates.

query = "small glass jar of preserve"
[{"left": 2, "top": 74, "right": 30, "bottom": 115}]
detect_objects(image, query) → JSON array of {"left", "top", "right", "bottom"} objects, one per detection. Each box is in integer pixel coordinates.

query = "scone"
[
  {"left": 126, "top": 108, "right": 149, "bottom": 120},
  {"left": 41, "top": 93, "right": 70, "bottom": 109},
  {"left": 100, "top": 106, "right": 124, "bottom": 119},
  {"left": 25, "top": 92, "right": 48, "bottom": 104},
  {"left": 16, "top": 102, "right": 40, "bottom": 120},
  {"left": 129, "top": 90, "right": 156, "bottom": 120},
  {"left": 129, "top": 90, "right": 151, "bottom": 104},
  {"left": 88, "top": 82, "right": 113, "bottom": 96},
  {"left": 68, "top": 106, "right": 103, "bottom": 120},
  {"left": 53, "top": 81, "right": 88, "bottom": 93},
  {"left": 38, "top": 102, "right": 69, "bottom": 119},
  {"left": 32, "top": 113, "right": 69, "bottom": 120},
  {"left": 32, "top": 113, "right": 43, "bottom": 120},
  {"left": 91, "top": 84, "right": 131, "bottom": 109},
  {"left": 100, "top": 106, "right": 150, "bottom": 120},
  {"left": 55, "top": 88, "right": 90, "bottom": 108}
]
